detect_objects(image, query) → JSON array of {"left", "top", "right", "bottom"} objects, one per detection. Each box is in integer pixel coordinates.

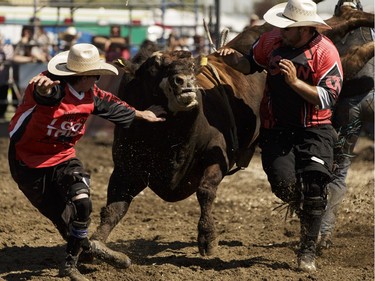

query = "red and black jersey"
[
  {"left": 248, "top": 28, "right": 343, "bottom": 129},
  {"left": 9, "top": 73, "right": 136, "bottom": 168}
]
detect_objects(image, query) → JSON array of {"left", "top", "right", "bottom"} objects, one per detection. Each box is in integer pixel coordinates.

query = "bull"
[{"left": 90, "top": 45, "right": 265, "bottom": 264}]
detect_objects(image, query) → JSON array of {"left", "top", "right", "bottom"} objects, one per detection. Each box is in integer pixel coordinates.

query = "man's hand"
[
  {"left": 30, "top": 74, "right": 60, "bottom": 96},
  {"left": 136, "top": 105, "right": 166, "bottom": 122},
  {"left": 216, "top": 47, "right": 239, "bottom": 66},
  {"left": 215, "top": 47, "right": 251, "bottom": 74},
  {"left": 279, "top": 59, "right": 298, "bottom": 86},
  {"left": 279, "top": 59, "right": 321, "bottom": 105}
]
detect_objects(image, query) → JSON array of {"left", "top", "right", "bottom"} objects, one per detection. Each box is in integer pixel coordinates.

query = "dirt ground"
[{"left": 0, "top": 130, "right": 373, "bottom": 281}]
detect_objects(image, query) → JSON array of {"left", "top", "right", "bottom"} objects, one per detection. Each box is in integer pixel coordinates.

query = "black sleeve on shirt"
[
  {"left": 93, "top": 91, "right": 136, "bottom": 128},
  {"left": 33, "top": 85, "right": 65, "bottom": 106}
]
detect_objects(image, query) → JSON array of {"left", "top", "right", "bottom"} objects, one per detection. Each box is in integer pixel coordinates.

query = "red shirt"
[
  {"left": 250, "top": 28, "right": 343, "bottom": 128},
  {"left": 9, "top": 74, "right": 135, "bottom": 168}
]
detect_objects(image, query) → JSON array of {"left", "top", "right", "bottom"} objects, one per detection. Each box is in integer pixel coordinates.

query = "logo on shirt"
[{"left": 47, "top": 118, "right": 83, "bottom": 138}]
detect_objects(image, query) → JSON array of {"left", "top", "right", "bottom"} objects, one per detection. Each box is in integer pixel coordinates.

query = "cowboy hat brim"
[
  {"left": 47, "top": 50, "right": 118, "bottom": 76},
  {"left": 264, "top": 2, "right": 331, "bottom": 29}
]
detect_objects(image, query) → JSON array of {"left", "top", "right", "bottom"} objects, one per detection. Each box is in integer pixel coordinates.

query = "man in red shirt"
[
  {"left": 217, "top": 0, "right": 343, "bottom": 272},
  {"left": 8, "top": 43, "right": 166, "bottom": 281}
]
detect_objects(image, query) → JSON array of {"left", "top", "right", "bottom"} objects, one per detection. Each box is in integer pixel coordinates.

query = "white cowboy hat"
[
  {"left": 263, "top": 0, "right": 331, "bottom": 29},
  {"left": 48, "top": 43, "right": 118, "bottom": 76},
  {"left": 59, "top": 26, "right": 81, "bottom": 42}
]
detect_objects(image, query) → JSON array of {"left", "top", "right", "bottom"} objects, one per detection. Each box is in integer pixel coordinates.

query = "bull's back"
[{"left": 197, "top": 55, "right": 265, "bottom": 167}]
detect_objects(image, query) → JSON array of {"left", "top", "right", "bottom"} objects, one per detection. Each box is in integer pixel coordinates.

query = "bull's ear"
[{"left": 151, "top": 51, "right": 164, "bottom": 67}]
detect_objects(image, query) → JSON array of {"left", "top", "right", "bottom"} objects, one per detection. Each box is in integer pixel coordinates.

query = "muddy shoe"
[
  {"left": 297, "top": 241, "right": 317, "bottom": 273},
  {"left": 90, "top": 240, "right": 131, "bottom": 268},
  {"left": 60, "top": 255, "right": 90, "bottom": 281},
  {"left": 78, "top": 249, "right": 94, "bottom": 264},
  {"left": 298, "top": 253, "right": 317, "bottom": 272}
]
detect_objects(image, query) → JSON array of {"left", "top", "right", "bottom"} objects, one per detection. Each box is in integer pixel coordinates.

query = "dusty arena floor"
[{"left": 0, "top": 133, "right": 373, "bottom": 281}]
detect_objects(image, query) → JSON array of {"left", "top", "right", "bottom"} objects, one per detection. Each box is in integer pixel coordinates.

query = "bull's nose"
[
  {"left": 174, "top": 75, "right": 185, "bottom": 86},
  {"left": 173, "top": 74, "right": 196, "bottom": 88}
]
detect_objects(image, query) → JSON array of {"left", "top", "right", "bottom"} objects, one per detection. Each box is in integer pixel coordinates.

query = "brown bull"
[{"left": 91, "top": 45, "right": 265, "bottom": 262}]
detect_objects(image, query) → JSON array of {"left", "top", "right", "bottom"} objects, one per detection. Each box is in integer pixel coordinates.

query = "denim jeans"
[{"left": 320, "top": 89, "right": 374, "bottom": 236}]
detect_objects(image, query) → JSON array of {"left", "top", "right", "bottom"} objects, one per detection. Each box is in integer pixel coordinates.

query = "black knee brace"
[
  {"left": 300, "top": 172, "right": 328, "bottom": 240},
  {"left": 68, "top": 182, "right": 92, "bottom": 239},
  {"left": 301, "top": 172, "right": 327, "bottom": 215}
]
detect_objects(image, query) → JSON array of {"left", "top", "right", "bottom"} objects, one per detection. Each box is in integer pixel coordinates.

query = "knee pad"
[
  {"left": 62, "top": 182, "right": 92, "bottom": 239},
  {"left": 70, "top": 196, "right": 92, "bottom": 239},
  {"left": 301, "top": 172, "right": 327, "bottom": 216},
  {"left": 72, "top": 196, "right": 92, "bottom": 223}
]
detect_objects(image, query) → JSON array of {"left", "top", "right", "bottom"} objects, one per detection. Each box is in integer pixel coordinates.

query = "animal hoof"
[
  {"left": 90, "top": 240, "right": 131, "bottom": 268},
  {"left": 198, "top": 241, "right": 217, "bottom": 256}
]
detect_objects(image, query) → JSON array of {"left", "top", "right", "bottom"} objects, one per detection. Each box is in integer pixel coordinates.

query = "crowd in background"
[{"left": 0, "top": 17, "right": 215, "bottom": 121}]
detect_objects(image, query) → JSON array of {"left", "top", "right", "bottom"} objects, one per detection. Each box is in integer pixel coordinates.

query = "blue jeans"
[{"left": 320, "top": 90, "right": 374, "bottom": 236}]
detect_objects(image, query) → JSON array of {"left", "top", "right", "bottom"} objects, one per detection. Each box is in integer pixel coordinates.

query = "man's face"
[
  {"left": 280, "top": 27, "right": 303, "bottom": 48},
  {"left": 74, "top": 76, "right": 101, "bottom": 92}
]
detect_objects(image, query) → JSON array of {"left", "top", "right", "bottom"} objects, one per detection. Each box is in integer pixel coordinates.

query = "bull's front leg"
[
  {"left": 88, "top": 201, "right": 132, "bottom": 268},
  {"left": 196, "top": 163, "right": 223, "bottom": 256},
  {"left": 87, "top": 167, "right": 145, "bottom": 268}
]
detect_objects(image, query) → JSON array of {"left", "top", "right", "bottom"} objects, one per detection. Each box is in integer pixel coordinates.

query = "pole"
[
  {"left": 194, "top": 0, "right": 198, "bottom": 34},
  {"left": 33, "top": 0, "right": 37, "bottom": 20},
  {"left": 214, "top": 0, "right": 220, "bottom": 50},
  {"left": 161, "top": 0, "right": 166, "bottom": 46}
]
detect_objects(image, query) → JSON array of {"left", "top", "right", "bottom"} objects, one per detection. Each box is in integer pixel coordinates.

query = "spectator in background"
[
  {"left": 192, "top": 34, "right": 207, "bottom": 56},
  {"left": 131, "top": 39, "right": 160, "bottom": 64},
  {"left": 0, "top": 34, "right": 16, "bottom": 120},
  {"left": 250, "top": 14, "right": 260, "bottom": 26},
  {"left": 13, "top": 25, "right": 49, "bottom": 63},
  {"left": 175, "top": 35, "right": 191, "bottom": 51},
  {"left": 59, "top": 26, "right": 81, "bottom": 51},
  {"left": 30, "top": 17, "right": 52, "bottom": 61},
  {"left": 243, "top": 14, "right": 261, "bottom": 31},
  {"left": 166, "top": 31, "right": 179, "bottom": 51},
  {"left": 104, "top": 25, "right": 130, "bottom": 62}
]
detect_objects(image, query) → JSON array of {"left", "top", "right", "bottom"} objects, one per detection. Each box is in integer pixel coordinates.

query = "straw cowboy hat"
[
  {"left": 48, "top": 43, "right": 118, "bottom": 76},
  {"left": 59, "top": 26, "right": 81, "bottom": 42},
  {"left": 263, "top": 0, "right": 331, "bottom": 29}
]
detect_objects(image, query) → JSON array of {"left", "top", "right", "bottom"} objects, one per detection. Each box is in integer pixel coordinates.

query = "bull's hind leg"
[
  {"left": 88, "top": 167, "right": 146, "bottom": 268},
  {"left": 196, "top": 164, "right": 223, "bottom": 256}
]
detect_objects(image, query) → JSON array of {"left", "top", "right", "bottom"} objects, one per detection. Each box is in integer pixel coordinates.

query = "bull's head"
[{"left": 136, "top": 50, "right": 201, "bottom": 114}]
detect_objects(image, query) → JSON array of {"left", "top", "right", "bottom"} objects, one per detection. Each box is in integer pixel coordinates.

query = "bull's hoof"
[
  {"left": 198, "top": 238, "right": 217, "bottom": 256},
  {"left": 199, "top": 246, "right": 216, "bottom": 256},
  {"left": 90, "top": 240, "right": 131, "bottom": 268}
]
